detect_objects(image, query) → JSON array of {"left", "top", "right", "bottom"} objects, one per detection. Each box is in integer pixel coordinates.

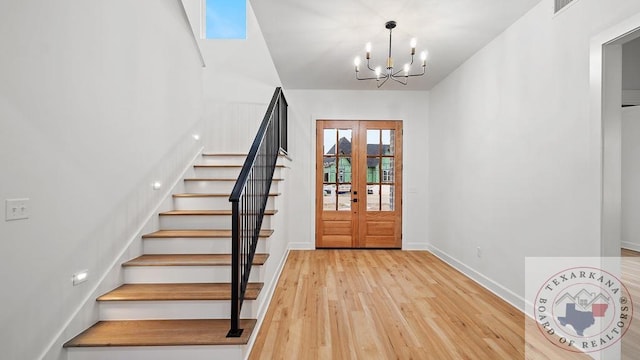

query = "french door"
[{"left": 315, "top": 120, "right": 403, "bottom": 248}]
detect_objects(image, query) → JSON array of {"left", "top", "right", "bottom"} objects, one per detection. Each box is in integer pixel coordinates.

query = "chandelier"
[{"left": 353, "top": 21, "right": 428, "bottom": 88}]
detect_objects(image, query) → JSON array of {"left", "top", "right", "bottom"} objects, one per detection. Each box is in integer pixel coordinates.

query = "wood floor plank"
[
  {"left": 249, "top": 250, "right": 594, "bottom": 360},
  {"left": 122, "top": 253, "right": 269, "bottom": 267},
  {"left": 97, "top": 283, "right": 263, "bottom": 301},
  {"left": 142, "top": 229, "right": 274, "bottom": 238},
  {"left": 63, "top": 319, "right": 256, "bottom": 347}
]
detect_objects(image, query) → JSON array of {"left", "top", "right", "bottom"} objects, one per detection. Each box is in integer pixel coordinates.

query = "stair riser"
[
  {"left": 173, "top": 196, "right": 276, "bottom": 211},
  {"left": 193, "top": 166, "right": 284, "bottom": 179},
  {"left": 123, "top": 265, "right": 264, "bottom": 284},
  {"left": 143, "top": 238, "right": 268, "bottom": 254},
  {"left": 184, "top": 180, "right": 281, "bottom": 194},
  {"left": 159, "top": 215, "right": 272, "bottom": 230},
  {"left": 199, "top": 156, "right": 246, "bottom": 165},
  {"left": 68, "top": 346, "right": 246, "bottom": 360},
  {"left": 99, "top": 299, "right": 259, "bottom": 320},
  {"left": 200, "top": 155, "right": 287, "bottom": 166}
]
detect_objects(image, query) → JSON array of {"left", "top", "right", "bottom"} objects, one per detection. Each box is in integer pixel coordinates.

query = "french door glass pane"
[
  {"left": 323, "top": 184, "right": 337, "bottom": 210},
  {"left": 337, "top": 184, "right": 352, "bottom": 211},
  {"left": 382, "top": 158, "right": 394, "bottom": 184},
  {"left": 337, "top": 157, "right": 352, "bottom": 183},
  {"left": 382, "top": 129, "right": 394, "bottom": 155},
  {"left": 337, "top": 129, "right": 352, "bottom": 155},
  {"left": 367, "top": 184, "right": 380, "bottom": 211},
  {"left": 366, "top": 157, "right": 380, "bottom": 183},
  {"left": 324, "top": 129, "right": 337, "bottom": 154},
  {"left": 323, "top": 157, "right": 336, "bottom": 183},
  {"left": 381, "top": 185, "right": 395, "bottom": 211},
  {"left": 367, "top": 129, "right": 381, "bottom": 155}
]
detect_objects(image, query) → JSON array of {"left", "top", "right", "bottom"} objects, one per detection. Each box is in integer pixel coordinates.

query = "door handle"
[{"left": 352, "top": 198, "right": 358, "bottom": 203}]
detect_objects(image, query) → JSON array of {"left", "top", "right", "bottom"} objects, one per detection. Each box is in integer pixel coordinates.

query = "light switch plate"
[{"left": 5, "top": 198, "right": 29, "bottom": 221}]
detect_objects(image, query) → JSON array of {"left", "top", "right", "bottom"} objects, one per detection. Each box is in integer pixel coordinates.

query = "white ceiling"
[{"left": 250, "top": 0, "right": 542, "bottom": 91}]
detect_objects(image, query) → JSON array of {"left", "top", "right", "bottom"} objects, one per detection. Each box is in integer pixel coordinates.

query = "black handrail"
[{"left": 227, "top": 87, "right": 287, "bottom": 337}]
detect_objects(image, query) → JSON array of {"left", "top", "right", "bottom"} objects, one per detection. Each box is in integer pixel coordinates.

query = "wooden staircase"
[{"left": 64, "top": 154, "right": 285, "bottom": 359}]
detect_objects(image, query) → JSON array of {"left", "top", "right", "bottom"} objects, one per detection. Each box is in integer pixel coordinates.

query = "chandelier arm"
[
  {"left": 376, "top": 76, "right": 390, "bottom": 88},
  {"left": 356, "top": 74, "right": 385, "bottom": 81},
  {"left": 404, "top": 66, "right": 426, "bottom": 78},
  {"left": 366, "top": 58, "right": 377, "bottom": 72},
  {"left": 390, "top": 76, "right": 407, "bottom": 85}
]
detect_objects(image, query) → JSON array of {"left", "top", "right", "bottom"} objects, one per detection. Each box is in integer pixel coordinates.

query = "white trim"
[
  {"left": 39, "top": 146, "right": 204, "bottom": 360},
  {"left": 288, "top": 242, "right": 315, "bottom": 250},
  {"left": 591, "top": 12, "right": 640, "bottom": 258},
  {"left": 622, "top": 241, "right": 640, "bottom": 253},
  {"left": 426, "top": 244, "right": 525, "bottom": 313},
  {"left": 403, "top": 242, "right": 430, "bottom": 251}
]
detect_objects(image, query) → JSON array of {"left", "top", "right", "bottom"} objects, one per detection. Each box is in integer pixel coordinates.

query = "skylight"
[{"left": 205, "top": 0, "right": 246, "bottom": 39}]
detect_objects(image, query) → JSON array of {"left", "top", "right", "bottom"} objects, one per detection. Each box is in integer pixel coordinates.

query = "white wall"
[
  {"left": 428, "top": 0, "right": 640, "bottom": 307},
  {"left": 622, "top": 106, "right": 640, "bottom": 252},
  {"left": 284, "top": 89, "right": 429, "bottom": 250},
  {"left": 181, "top": 0, "right": 282, "bottom": 151},
  {"left": 623, "top": 36, "right": 640, "bottom": 90},
  {"left": 0, "top": 1, "right": 205, "bottom": 359}
]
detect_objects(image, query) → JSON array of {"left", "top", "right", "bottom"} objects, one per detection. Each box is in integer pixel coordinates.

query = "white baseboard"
[
  {"left": 622, "top": 241, "right": 640, "bottom": 253},
  {"left": 288, "top": 242, "right": 315, "bottom": 250},
  {"left": 403, "top": 242, "right": 430, "bottom": 251},
  {"left": 426, "top": 244, "right": 525, "bottom": 313}
]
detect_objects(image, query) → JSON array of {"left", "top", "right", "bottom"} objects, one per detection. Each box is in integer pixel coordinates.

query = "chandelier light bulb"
[
  {"left": 354, "top": 56, "right": 361, "bottom": 71},
  {"left": 403, "top": 63, "right": 410, "bottom": 75},
  {"left": 420, "top": 50, "right": 428, "bottom": 67},
  {"left": 375, "top": 66, "right": 382, "bottom": 79},
  {"left": 365, "top": 42, "right": 372, "bottom": 53},
  {"left": 410, "top": 38, "right": 417, "bottom": 49}
]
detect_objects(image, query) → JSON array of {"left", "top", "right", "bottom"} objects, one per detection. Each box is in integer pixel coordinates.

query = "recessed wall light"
[{"left": 72, "top": 270, "right": 88, "bottom": 286}]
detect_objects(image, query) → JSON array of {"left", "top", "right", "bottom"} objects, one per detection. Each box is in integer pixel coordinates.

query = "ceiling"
[{"left": 250, "top": 0, "right": 542, "bottom": 91}]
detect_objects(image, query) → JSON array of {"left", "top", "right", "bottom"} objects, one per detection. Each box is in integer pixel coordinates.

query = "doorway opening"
[{"left": 595, "top": 15, "right": 640, "bottom": 257}]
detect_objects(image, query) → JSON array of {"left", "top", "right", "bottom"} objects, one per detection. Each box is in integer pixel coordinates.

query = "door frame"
[
  {"left": 314, "top": 119, "right": 403, "bottom": 249},
  {"left": 590, "top": 13, "right": 640, "bottom": 256}
]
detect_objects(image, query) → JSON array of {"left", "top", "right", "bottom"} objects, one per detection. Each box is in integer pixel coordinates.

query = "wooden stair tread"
[
  {"left": 63, "top": 319, "right": 256, "bottom": 347},
  {"left": 98, "top": 283, "right": 263, "bottom": 301},
  {"left": 123, "top": 254, "right": 269, "bottom": 267},
  {"left": 184, "top": 178, "right": 284, "bottom": 182},
  {"left": 159, "top": 210, "right": 277, "bottom": 216},
  {"left": 173, "top": 193, "right": 280, "bottom": 198},
  {"left": 142, "top": 229, "right": 274, "bottom": 238}
]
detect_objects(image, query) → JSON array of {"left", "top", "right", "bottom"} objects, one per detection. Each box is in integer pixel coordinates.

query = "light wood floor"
[{"left": 249, "top": 250, "right": 603, "bottom": 359}]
